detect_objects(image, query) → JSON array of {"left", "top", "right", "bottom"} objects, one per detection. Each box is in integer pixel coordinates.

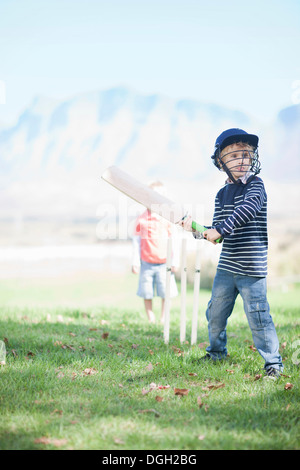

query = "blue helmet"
[{"left": 214, "top": 128, "right": 258, "bottom": 153}]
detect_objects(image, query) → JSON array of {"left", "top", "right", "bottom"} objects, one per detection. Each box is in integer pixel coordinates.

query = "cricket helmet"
[{"left": 211, "top": 128, "right": 261, "bottom": 183}]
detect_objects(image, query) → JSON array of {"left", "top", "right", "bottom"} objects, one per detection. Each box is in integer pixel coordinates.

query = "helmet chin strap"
[
  {"left": 218, "top": 159, "right": 239, "bottom": 184},
  {"left": 224, "top": 166, "right": 239, "bottom": 184}
]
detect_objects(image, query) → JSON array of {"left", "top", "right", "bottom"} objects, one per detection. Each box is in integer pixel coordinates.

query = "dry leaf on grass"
[
  {"left": 171, "top": 346, "right": 184, "bottom": 356},
  {"left": 197, "top": 396, "right": 203, "bottom": 408},
  {"left": 174, "top": 388, "right": 189, "bottom": 396},
  {"left": 51, "top": 409, "right": 63, "bottom": 415},
  {"left": 284, "top": 383, "right": 293, "bottom": 390},
  {"left": 82, "top": 368, "right": 98, "bottom": 376},
  {"left": 254, "top": 374, "right": 262, "bottom": 381},
  {"left": 114, "top": 437, "right": 125, "bottom": 445},
  {"left": 197, "top": 396, "right": 209, "bottom": 412},
  {"left": 34, "top": 437, "right": 68, "bottom": 448},
  {"left": 202, "top": 382, "right": 225, "bottom": 391},
  {"left": 142, "top": 383, "right": 170, "bottom": 395}
]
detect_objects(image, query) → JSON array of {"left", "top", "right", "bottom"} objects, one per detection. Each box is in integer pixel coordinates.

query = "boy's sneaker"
[
  {"left": 263, "top": 367, "right": 280, "bottom": 381},
  {"left": 193, "top": 353, "right": 227, "bottom": 364},
  {"left": 194, "top": 353, "right": 217, "bottom": 363}
]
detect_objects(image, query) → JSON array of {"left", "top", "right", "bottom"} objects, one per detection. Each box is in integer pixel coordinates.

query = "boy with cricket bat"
[{"left": 181, "top": 128, "right": 283, "bottom": 379}]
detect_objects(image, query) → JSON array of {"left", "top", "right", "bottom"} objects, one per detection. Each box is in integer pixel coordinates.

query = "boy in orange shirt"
[{"left": 132, "top": 182, "right": 178, "bottom": 323}]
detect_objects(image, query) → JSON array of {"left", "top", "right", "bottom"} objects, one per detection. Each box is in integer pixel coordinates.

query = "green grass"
[{"left": 0, "top": 273, "right": 299, "bottom": 450}]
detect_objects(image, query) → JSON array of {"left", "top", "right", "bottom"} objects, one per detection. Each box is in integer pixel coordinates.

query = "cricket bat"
[{"left": 101, "top": 166, "right": 221, "bottom": 242}]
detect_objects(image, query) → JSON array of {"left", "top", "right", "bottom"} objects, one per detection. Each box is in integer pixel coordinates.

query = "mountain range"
[{"left": 0, "top": 87, "right": 299, "bottom": 222}]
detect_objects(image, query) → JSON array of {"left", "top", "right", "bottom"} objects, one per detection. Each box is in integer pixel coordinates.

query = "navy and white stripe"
[{"left": 212, "top": 176, "right": 268, "bottom": 277}]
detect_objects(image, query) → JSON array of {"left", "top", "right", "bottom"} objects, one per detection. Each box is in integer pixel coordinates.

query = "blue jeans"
[{"left": 205, "top": 269, "right": 283, "bottom": 371}]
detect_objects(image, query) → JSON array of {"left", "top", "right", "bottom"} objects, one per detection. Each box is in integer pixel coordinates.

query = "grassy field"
[{"left": 0, "top": 272, "right": 299, "bottom": 450}]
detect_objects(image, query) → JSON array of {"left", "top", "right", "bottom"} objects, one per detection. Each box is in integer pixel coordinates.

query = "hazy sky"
[{"left": 0, "top": 0, "right": 299, "bottom": 124}]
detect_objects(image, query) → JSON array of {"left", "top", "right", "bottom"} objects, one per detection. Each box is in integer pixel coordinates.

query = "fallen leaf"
[
  {"left": 82, "top": 368, "right": 98, "bottom": 376},
  {"left": 202, "top": 382, "right": 225, "bottom": 391},
  {"left": 102, "top": 332, "right": 109, "bottom": 339},
  {"left": 249, "top": 345, "right": 257, "bottom": 351},
  {"left": 254, "top": 374, "right": 262, "bottom": 381},
  {"left": 174, "top": 388, "right": 189, "bottom": 396},
  {"left": 51, "top": 409, "right": 63, "bottom": 415},
  {"left": 171, "top": 346, "right": 184, "bottom": 356},
  {"left": 155, "top": 396, "right": 163, "bottom": 402},
  {"left": 188, "top": 372, "right": 198, "bottom": 376},
  {"left": 197, "top": 396, "right": 204, "bottom": 408},
  {"left": 34, "top": 437, "right": 51, "bottom": 445},
  {"left": 34, "top": 437, "right": 68, "bottom": 448},
  {"left": 114, "top": 437, "right": 125, "bottom": 445},
  {"left": 284, "top": 383, "right": 293, "bottom": 390},
  {"left": 131, "top": 343, "right": 138, "bottom": 349},
  {"left": 145, "top": 363, "right": 153, "bottom": 372}
]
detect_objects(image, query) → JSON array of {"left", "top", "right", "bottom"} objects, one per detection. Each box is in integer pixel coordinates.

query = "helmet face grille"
[{"left": 212, "top": 146, "right": 261, "bottom": 183}]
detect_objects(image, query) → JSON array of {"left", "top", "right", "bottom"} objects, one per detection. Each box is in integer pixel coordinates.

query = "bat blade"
[{"left": 101, "top": 166, "right": 186, "bottom": 225}]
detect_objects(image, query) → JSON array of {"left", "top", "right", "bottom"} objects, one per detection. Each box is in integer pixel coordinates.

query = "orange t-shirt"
[{"left": 134, "top": 210, "right": 172, "bottom": 264}]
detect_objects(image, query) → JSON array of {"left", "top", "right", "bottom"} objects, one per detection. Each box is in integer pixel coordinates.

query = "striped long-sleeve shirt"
[{"left": 211, "top": 176, "right": 268, "bottom": 277}]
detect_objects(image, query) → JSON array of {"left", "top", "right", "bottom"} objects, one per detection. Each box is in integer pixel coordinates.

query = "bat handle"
[{"left": 191, "top": 221, "right": 222, "bottom": 244}]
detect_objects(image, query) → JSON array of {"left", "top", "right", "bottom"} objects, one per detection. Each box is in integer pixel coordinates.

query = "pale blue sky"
[{"left": 0, "top": 0, "right": 299, "bottom": 124}]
